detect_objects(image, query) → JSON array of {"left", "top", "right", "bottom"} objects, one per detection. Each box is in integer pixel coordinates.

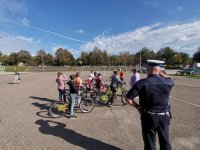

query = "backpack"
[
  {"left": 110, "top": 83, "right": 118, "bottom": 92},
  {"left": 110, "top": 76, "right": 119, "bottom": 91}
]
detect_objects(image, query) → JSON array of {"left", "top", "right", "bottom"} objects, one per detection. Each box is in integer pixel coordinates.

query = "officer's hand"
[
  {"left": 159, "top": 71, "right": 168, "bottom": 78},
  {"left": 136, "top": 105, "right": 141, "bottom": 114}
]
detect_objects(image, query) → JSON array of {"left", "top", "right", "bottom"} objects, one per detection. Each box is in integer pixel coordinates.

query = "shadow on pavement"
[
  {"left": 29, "top": 96, "right": 56, "bottom": 103},
  {"left": 29, "top": 96, "right": 56, "bottom": 110},
  {"left": 35, "top": 119, "right": 121, "bottom": 150},
  {"left": 7, "top": 82, "right": 18, "bottom": 84},
  {"left": 36, "top": 111, "right": 53, "bottom": 118},
  {"left": 31, "top": 102, "right": 50, "bottom": 110}
]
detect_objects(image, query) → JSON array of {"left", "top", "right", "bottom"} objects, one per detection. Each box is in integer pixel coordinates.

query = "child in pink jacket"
[{"left": 56, "top": 72, "right": 68, "bottom": 102}]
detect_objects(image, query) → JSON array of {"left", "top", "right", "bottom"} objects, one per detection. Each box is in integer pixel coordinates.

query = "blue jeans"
[
  {"left": 58, "top": 89, "right": 66, "bottom": 102},
  {"left": 70, "top": 93, "right": 77, "bottom": 116}
]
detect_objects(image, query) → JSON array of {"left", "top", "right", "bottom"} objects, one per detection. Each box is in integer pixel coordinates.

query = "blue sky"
[{"left": 0, "top": 0, "right": 200, "bottom": 58}]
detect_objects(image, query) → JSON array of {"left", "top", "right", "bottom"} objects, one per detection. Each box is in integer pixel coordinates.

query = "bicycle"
[
  {"left": 49, "top": 92, "right": 95, "bottom": 118},
  {"left": 100, "top": 83, "right": 128, "bottom": 105},
  {"left": 81, "top": 82, "right": 98, "bottom": 100}
]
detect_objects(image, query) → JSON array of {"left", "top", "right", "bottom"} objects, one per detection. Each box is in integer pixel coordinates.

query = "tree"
[
  {"left": 86, "top": 47, "right": 105, "bottom": 66},
  {"left": 110, "top": 55, "right": 119, "bottom": 66},
  {"left": 79, "top": 52, "right": 89, "bottom": 65},
  {"left": 193, "top": 47, "right": 200, "bottom": 62},
  {"left": 77, "top": 59, "right": 83, "bottom": 66},
  {"left": 55, "top": 48, "right": 75, "bottom": 66},
  {"left": 116, "top": 52, "right": 134, "bottom": 66},
  {"left": 45, "top": 53, "right": 54, "bottom": 66},
  {"left": 174, "top": 53, "right": 183, "bottom": 65},
  {"left": 0, "top": 55, "right": 9, "bottom": 65},
  {"left": 8, "top": 52, "right": 18, "bottom": 65},
  {"left": 36, "top": 49, "right": 46, "bottom": 66},
  {"left": 174, "top": 52, "right": 191, "bottom": 65},
  {"left": 157, "top": 47, "right": 176, "bottom": 66},
  {"left": 0, "top": 51, "right": 3, "bottom": 64},
  {"left": 17, "top": 50, "right": 32, "bottom": 65},
  {"left": 135, "top": 47, "right": 155, "bottom": 66},
  {"left": 89, "top": 47, "right": 101, "bottom": 65},
  {"left": 102, "top": 50, "right": 110, "bottom": 66}
]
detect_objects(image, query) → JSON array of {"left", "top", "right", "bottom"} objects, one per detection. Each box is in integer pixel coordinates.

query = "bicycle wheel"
[
  {"left": 100, "top": 93, "right": 110, "bottom": 104},
  {"left": 49, "top": 101, "right": 68, "bottom": 118},
  {"left": 84, "top": 89, "right": 97, "bottom": 100},
  {"left": 79, "top": 97, "right": 95, "bottom": 113},
  {"left": 65, "top": 89, "right": 70, "bottom": 101},
  {"left": 121, "top": 90, "right": 128, "bottom": 105}
]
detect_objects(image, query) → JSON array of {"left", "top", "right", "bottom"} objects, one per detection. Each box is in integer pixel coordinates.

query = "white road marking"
[{"left": 170, "top": 96, "right": 200, "bottom": 108}]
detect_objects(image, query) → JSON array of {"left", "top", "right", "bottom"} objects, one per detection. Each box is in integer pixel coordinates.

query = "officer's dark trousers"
[{"left": 141, "top": 113, "right": 172, "bottom": 150}]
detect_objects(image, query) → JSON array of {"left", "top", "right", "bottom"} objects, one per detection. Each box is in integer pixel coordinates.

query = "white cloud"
[
  {"left": 80, "top": 21, "right": 200, "bottom": 56},
  {"left": 15, "top": 36, "right": 34, "bottom": 44},
  {"left": 75, "top": 29, "right": 85, "bottom": 34},
  {"left": 0, "top": 0, "right": 28, "bottom": 23},
  {"left": 0, "top": 34, "right": 41, "bottom": 55},
  {"left": 20, "top": 17, "right": 30, "bottom": 26},
  {"left": 8, "top": 1, "right": 28, "bottom": 16},
  {"left": 51, "top": 44, "right": 66, "bottom": 53}
]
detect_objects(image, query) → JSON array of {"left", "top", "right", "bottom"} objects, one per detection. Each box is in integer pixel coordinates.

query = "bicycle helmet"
[
  {"left": 70, "top": 74, "right": 76, "bottom": 80},
  {"left": 113, "top": 70, "right": 119, "bottom": 75}
]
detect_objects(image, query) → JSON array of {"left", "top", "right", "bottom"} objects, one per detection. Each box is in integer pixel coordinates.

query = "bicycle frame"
[
  {"left": 57, "top": 102, "right": 70, "bottom": 111},
  {"left": 100, "top": 84, "right": 126, "bottom": 104},
  {"left": 116, "top": 85, "right": 125, "bottom": 95}
]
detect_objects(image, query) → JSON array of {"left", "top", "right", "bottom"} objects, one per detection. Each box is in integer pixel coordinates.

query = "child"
[
  {"left": 13, "top": 72, "right": 20, "bottom": 84},
  {"left": 119, "top": 69, "right": 125, "bottom": 82},
  {"left": 56, "top": 72, "right": 68, "bottom": 102},
  {"left": 87, "top": 70, "right": 95, "bottom": 90},
  {"left": 67, "top": 74, "right": 77, "bottom": 119},
  {"left": 95, "top": 73, "right": 102, "bottom": 101},
  {"left": 130, "top": 69, "right": 140, "bottom": 87}
]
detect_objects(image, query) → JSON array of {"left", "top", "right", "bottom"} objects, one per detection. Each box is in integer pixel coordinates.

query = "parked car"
[
  {"left": 140, "top": 66, "right": 147, "bottom": 73},
  {"left": 176, "top": 68, "right": 200, "bottom": 75}
]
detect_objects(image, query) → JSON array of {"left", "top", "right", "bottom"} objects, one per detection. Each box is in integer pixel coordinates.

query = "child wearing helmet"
[
  {"left": 107, "top": 70, "right": 123, "bottom": 107},
  {"left": 119, "top": 69, "right": 125, "bottom": 82}
]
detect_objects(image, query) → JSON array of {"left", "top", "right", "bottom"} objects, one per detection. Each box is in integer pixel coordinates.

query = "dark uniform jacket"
[{"left": 126, "top": 74, "right": 174, "bottom": 113}]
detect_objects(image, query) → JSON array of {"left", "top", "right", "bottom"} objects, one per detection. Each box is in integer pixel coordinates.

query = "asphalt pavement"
[{"left": 0, "top": 71, "right": 199, "bottom": 150}]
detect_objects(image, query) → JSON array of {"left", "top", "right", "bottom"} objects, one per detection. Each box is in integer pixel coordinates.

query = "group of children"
[
  {"left": 55, "top": 68, "right": 140, "bottom": 118},
  {"left": 56, "top": 72, "right": 82, "bottom": 119},
  {"left": 55, "top": 70, "right": 105, "bottom": 119}
]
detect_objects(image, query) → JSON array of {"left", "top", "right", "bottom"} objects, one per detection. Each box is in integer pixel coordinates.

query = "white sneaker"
[
  {"left": 69, "top": 116, "right": 76, "bottom": 119},
  {"left": 69, "top": 115, "right": 77, "bottom": 119},
  {"left": 107, "top": 104, "right": 112, "bottom": 107}
]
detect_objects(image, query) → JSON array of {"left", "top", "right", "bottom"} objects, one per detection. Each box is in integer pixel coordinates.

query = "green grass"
[
  {"left": 173, "top": 74, "right": 200, "bottom": 79},
  {"left": 5, "top": 66, "right": 28, "bottom": 72},
  {"left": 185, "top": 74, "right": 200, "bottom": 79}
]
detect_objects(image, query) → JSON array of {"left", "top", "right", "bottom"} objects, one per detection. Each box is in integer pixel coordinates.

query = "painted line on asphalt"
[{"left": 170, "top": 96, "right": 200, "bottom": 108}]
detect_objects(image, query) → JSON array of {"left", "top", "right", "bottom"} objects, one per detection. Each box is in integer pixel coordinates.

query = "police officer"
[{"left": 125, "top": 60, "right": 174, "bottom": 150}]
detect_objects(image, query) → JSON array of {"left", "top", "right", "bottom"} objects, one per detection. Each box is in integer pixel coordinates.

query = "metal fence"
[
  {"left": 26, "top": 66, "right": 135, "bottom": 72},
  {"left": 0, "top": 66, "right": 5, "bottom": 72}
]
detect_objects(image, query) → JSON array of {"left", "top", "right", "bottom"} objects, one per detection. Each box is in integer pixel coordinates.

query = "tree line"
[{"left": 0, "top": 46, "right": 200, "bottom": 67}]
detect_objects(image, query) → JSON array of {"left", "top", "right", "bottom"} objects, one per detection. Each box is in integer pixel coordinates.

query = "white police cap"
[{"left": 147, "top": 60, "right": 165, "bottom": 67}]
